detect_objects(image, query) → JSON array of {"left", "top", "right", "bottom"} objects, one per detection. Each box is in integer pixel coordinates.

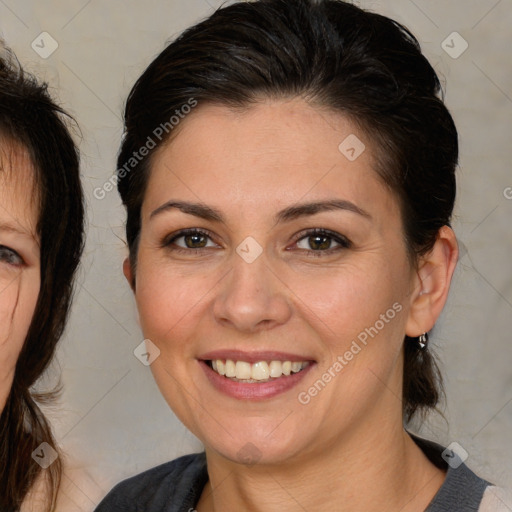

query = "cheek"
[
  {"left": 0, "top": 277, "right": 21, "bottom": 353},
  {"left": 289, "top": 259, "right": 408, "bottom": 349},
  {"left": 134, "top": 257, "right": 211, "bottom": 426},
  {"left": 0, "top": 271, "right": 40, "bottom": 376},
  {"left": 289, "top": 261, "right": 409, "bottom": 424},
  {"left": 134, "top": 257, "right": 207, "bottom": 351}
]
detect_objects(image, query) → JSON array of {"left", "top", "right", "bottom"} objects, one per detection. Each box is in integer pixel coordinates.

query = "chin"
[
  {"left": 209, "top": 439, "right": 301, "bottom": 467},
  {"left": 198, "top": 419, "right": 310, "bottom": 467}
]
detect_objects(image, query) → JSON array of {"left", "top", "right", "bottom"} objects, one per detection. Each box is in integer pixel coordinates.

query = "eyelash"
[
  {"left": 0, "top": 245, "right": 24, "bottom": 267},
  {"left": 162, "top": 227, "right": 351, "bottom": 257}
]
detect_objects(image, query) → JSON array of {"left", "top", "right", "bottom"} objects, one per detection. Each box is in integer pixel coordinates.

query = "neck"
[{"left": 197, "top": 413, "right": 445, "bottom": 512}]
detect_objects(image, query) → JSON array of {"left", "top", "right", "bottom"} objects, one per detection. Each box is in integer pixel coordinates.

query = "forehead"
[
  {"left": 0, "top": 138, "right": 39, "bottom": 235},
  {"left": 144, "top": 99, "right": 399, "bottom": 224}
]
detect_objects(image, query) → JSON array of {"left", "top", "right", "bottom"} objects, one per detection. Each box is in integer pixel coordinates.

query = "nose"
[{"left": 212, "top": 248, "right": 292, "bottom": 333}]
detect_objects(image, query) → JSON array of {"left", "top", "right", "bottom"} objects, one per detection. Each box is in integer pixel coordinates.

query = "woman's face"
[
  {"left": 0, "top": 143, "right": 40, "bottom": 411},
  {"left": 131, "top": 99, "right": 423, "bottom": 465}
]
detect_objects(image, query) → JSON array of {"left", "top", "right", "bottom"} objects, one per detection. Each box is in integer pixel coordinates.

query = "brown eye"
[
  {"left": 182, "top": 233, "right": 208, "bottom": 249},
  {"left": 163, "top": 228, "right": 218, "bottom": 253},
  {"left": 294, "top": 229, "right": 351, "bottom": 255},
  {"left": 301, "top": 234, "right": 333, "bottom": 251}
]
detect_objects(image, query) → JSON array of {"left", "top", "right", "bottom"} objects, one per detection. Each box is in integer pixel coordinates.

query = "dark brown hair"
[
  {"left": 0, "top": 45, "right": 85, "bottom": 510},
  {"left": 116, "top": 0, "right": 457, "bottom": 422}
]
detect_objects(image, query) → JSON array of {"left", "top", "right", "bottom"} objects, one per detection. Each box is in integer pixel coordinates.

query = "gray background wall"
[{"left": 1, "top": 0, "right": 511, "bottom": 508}]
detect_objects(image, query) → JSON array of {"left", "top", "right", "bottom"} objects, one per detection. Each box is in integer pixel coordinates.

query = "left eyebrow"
[
  {"left": 274, "top": 199, "right": 372, "bottom": 223},
  {"left": 0, "top": 221, "right": 36, "bottom": 239}
]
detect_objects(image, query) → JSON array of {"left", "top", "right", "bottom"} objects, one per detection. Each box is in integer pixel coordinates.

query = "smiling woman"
[
  {"left": 0, "top": 43, "right": 84, "bottom": 511},
  {"left": 95, "top": 1, "right": 509, "bottom": 511}
]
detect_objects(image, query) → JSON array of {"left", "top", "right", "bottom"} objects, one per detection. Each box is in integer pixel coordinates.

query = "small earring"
[{"left": 418, "top": 332, "right": 429, "bottom": 349}]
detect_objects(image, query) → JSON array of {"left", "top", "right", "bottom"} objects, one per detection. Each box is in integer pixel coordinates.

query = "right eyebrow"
[{"left": 150, "top": 201, "right": 223, "bottom": 222}]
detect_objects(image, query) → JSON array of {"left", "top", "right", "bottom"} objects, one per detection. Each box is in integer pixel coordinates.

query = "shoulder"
[
  {"left": 21, "top": 459, "right": 105, "bottom": 512},
  {"left": 19, "top": 471, "right": 48, "bottom": 512},
  {"left": 409, "top": 433, "right": 495, "bottom": 511},
  {"left": 94, "top": 452, "right": 207, "bottom": 512},
  {"left": 20, "top": 466, "right": 103, "bottom": 512},
  {"left": 55, "top": 464, "right": 106, "bottom": 512}
]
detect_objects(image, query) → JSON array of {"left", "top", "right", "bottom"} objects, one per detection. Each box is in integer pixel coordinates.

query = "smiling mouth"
[{"left": 206, "top": 359, "right": 310, "bottom": 383}]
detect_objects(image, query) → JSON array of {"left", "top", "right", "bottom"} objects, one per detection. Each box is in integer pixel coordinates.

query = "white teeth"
[
  {"left": 225, "top": 359, "right": 236, "bottom": 378},
  {"left": 269, "top": 361, "right": 283, "bottom": 378},
  {"left": 235, "top": 361, "right": 252, "bottom": 379},
  {"left": 291, "top": 362, "right": 302, "bottom": 373},
  {"left": 210, "top": 359, "right": 309, "bottom": 381},
  {"left": 251, "top": 361, "right": 270, "bottom": 381}
]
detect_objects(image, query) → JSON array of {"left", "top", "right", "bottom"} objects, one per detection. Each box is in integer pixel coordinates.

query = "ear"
[
  {"left": 405, "top": 226, "right": 459, "bottom": 337},
  {"left": 123, "top": 257, "right": 136, "bottom": 291}
]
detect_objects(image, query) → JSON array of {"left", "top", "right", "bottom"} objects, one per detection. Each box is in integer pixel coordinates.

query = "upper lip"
[{"left": 198, "top": 350, "right": 315, "bottom": 364}]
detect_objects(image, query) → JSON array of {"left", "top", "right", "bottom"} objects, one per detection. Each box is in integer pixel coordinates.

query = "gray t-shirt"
[{"left": 94, "top": 435, "right": 498, "bottom": 511}]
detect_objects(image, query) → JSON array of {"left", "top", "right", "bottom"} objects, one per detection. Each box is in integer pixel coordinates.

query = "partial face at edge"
[
  {"left": 128, "top": 98, "right": 436, "bottom": 466},
  {"left": 0, "top": 142, "right": 40, "bottom": 412}
]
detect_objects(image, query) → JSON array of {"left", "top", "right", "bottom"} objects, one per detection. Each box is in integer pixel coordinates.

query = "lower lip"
[{"left": 199, "top": 360, "right": 315, "bottom": 400}]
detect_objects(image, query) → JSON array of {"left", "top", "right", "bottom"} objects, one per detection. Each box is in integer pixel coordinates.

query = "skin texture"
[
  {"left": 0, "top": 142, "right": 40, "bottom": 413},
  {"left": 124, "top": 98, "right": 458, "bottom": 511}
]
